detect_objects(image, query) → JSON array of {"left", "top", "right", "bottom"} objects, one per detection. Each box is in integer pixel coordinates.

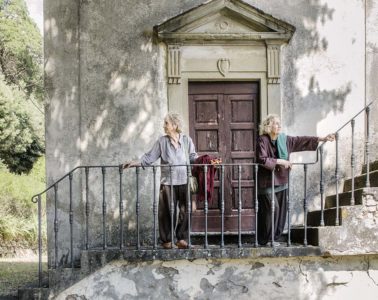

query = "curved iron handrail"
[{"left": 32, "top": 102, "right": 373, "bottom": 202}]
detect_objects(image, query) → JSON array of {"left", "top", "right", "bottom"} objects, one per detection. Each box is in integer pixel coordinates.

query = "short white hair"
[
  {"left": 259, "top": 114, "right": 280, "bottom": 135},
  {"left": 165, "top": 112, "right": 184, "bottom": 133}
]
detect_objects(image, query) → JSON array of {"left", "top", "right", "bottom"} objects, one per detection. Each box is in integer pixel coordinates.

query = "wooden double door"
[{"left": 189, "top": 82, "right": 259, "bottom": 233}]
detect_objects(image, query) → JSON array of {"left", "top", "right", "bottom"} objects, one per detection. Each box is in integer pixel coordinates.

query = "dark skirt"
[
  {"left": 158, "top": 184, "right": 188, "bottom": 243},
  {"left": 257, "top": 189, "right": 287, "bottom": 245}
]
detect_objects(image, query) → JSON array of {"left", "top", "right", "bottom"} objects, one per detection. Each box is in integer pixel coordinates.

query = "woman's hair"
[
  {"left": 165, "top": 112, "right": 183, "bottom": 133},
  {"left": 260, "top": 114, "right": 280, "bottom": 135}
]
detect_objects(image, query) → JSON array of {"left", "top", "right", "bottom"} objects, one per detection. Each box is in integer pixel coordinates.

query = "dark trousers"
[
  {"left": 257, "top": 189, "right": 287, "bottom": 245},
  {"left": 159, "top": 184, "right": 188, "bottom": 243}
]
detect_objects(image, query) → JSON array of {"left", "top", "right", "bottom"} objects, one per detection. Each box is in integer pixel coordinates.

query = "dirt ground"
[{"left": 0, "top": 254, "right": 47, "bottom": 299}]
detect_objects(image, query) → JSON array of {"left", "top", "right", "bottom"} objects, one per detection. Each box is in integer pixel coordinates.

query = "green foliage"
[
  {"left": 0, "top": 76, "right": 44, "bottom": 174},
  {"left": 0, "top": 0, "right": 44, "bottom": 174},
  {"left": 0, "top": 0, "right": 43, "bottom": 100},
  {"left": 0, "top": 157, "right": 46, "bottom": 247}
]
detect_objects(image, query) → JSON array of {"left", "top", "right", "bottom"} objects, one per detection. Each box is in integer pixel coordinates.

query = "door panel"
[{"left": 189, "top": 82, "right": 259, "bottom": 233}]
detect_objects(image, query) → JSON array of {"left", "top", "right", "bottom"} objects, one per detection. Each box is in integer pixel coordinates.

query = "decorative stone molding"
[
  {"left": 155, "top": 0, "right": 295, "bottom": 45},
  {"left": 168, "top": 45, "right": 181, "bottom": 84},
  {"left": 155, "top": 0, "right": 296, "bottom": 119},
  {"left": 267, "top": 44, "right": 281, "bottom": 84},
  {"left": 215, "top": 19, "right": 231, "bottom": 32},
  {"left": 217, "top": 58, "right": 230, "bottom": 77}
]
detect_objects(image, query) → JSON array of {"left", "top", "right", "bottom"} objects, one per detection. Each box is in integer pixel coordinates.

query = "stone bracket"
[
  {"left": 267, "top": 43, "right": 281, "bottom": 84},
  {"left": 168, "top": 45, "right": 181, "bottom": 84}
]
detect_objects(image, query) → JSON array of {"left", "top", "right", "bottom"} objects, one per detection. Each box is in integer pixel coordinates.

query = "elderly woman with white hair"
[
  {"left": 123, "top": 112, "right": 198, "bottom": 249},
  {"left": 256, "top": 114, "right": 335, "bottom": 246}
]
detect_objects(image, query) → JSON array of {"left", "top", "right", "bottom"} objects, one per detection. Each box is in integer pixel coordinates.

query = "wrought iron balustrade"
[{"left": 31, "top": 102, "right": 373, "bottom": 287}]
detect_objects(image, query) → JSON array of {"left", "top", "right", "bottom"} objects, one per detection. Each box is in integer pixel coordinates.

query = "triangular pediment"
[{"left": 155, "top": 0, "right": 295, "bottom": 43}]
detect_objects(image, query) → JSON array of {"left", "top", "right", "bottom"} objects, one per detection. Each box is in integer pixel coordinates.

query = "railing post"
[
  {"left": 69, "top": 172, "right": 74, "bottom": 268},
  {"left": 365, "top": 106, "right": 371, "bottom": 187},
  {"left": 350, "top": 119, "right": 356, "bottom": 205},
  {"left": 287, "top": 169, "right": 291, "bottom": 247},
  {"left": 271, "top": 170, "right": 275, "bottom": 247},
  {"left": 335, "top": 133, "right": 340, "bottom": 226},
  {"left": 238, "top": 165, "right": 242, "bottom": 248},
  {"left": 136, "top": 166, "right": 140, "bottom": 250},
  {"left": 37, "top": 195, "right": 42, "bottom": 287},
  {"left": 186, "top": 165, "right": 192, "bottom": 249},
  {"left": 119, "top": 165, "right": 124, "bottom": 250},
  {"left": 54, "top": 184, "right": 58, "bottom": 268},
  {"left": 85, "top": 167, "right": 89, "bottom": 250},
  {"left": 254, "top": 165, "right": 259, "bottom": 247},
  {"left": 170, "top": 166, "right": 174, "bottom": 249},
  {"left": 204, "top": 165, "right": 208, "bottom": 249},
  {"left": 319, "top": 147, "right": 325, "bottom": 227},
  {"left": 153, "top": 166, "right": 158, "bottom": 250},
  {"left": 102, "top": 167, "right": 107, "bottom": 250},
  {"left": 303, "top": 165, "right": 308, "bottom": 247},
  {"left": 221, "top": 165, "right": 225, "bottom": 249}
]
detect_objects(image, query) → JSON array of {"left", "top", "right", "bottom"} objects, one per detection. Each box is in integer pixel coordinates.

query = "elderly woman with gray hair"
[
  {"left": 256, "top": 114, "right": 335, "bottom": 246},
  {"left": 123, "top": 112, "right": 197, "bottom": 249}
]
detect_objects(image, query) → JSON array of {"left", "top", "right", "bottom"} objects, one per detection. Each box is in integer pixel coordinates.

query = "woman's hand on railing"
[
  {"left": 277, "top": 159, "right": 292, "bottom": 169},
  {"left": 318, "top": 133, "right": 336, "bottom": 142},
  {"left": 122, "top": 160, "right": 141, "bottom": 169}
]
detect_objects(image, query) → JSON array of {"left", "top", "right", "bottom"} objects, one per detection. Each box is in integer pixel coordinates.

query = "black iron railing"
[{"left": 32, "top": 102, "right": 373, "bottom": 287}]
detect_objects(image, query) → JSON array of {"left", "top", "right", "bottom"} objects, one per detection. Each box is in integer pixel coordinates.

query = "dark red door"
[{"left": 189, "top": 82, "right": 259, "bottom": 233}]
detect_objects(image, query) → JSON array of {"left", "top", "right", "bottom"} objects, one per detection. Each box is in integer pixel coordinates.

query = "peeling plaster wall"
[
  {"left": 56, "top": 256, "right": 378, "bottom": 299},
  {"left": 45, "top": 0, "right": 371, "bottom": 263}
]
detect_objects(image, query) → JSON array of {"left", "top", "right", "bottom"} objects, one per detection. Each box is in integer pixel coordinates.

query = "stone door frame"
[{"left": 155, "top": 0, "right": 295, "bottom": 129}]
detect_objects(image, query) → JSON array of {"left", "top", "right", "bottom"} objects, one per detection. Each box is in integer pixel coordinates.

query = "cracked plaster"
[{"left": 56, "top": 256, "right": 378, "bottom": 300}]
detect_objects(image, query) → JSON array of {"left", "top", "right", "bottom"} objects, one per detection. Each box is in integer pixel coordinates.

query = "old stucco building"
[{"left": 33, "top": 0, "right": 378, "bottom": 298}]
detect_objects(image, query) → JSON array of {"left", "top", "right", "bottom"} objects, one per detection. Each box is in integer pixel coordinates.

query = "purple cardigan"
[{"left": 256, "top": 134, "right": 319, "bottom": 189}]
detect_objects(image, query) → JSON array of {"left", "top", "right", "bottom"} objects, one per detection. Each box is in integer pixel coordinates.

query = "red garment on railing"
[{"left": 192, "top": 155, "right": 219, "bottom": 203}]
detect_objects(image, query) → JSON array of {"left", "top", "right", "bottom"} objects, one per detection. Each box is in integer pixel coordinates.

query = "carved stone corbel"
[
  {"left": 167, "top": 45, "right": 181, "bottom": 84},
  {"left": 266, "top": 44, "right": 281, "bottom": 84}
]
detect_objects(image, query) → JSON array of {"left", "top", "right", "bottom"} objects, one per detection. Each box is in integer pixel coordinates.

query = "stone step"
[
  {"left": 343, "top": 170, "right": 378, "bottom": 192},
  {"left": 362, "top": 160, "right": 378, "bottom": 174},
  {"left": 49, "top": 267, "right": 83, "bottom": 292},
  {"left": 291, "top": 202, "right": 378, "bottom": 253},
  {"left": 307, "top": 207, "right": 343, "bottom": 226},
  {"left": 325, "top": 189, "right": 364, "bottom": 208},
  {"left": 290, "top": 227, "right": 320, "bottom": 246},
  {"left": 18, "top": 287, "right": 50, "bottom": 300}
]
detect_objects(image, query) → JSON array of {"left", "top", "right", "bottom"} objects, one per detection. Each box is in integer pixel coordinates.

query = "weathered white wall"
[
  {"left": 56, "top": 256, "right": 378, "bottom": 299},
  {"left": 45, "top": 0, "right": 368, "bottom": 174},
  {"left": 367, "top": 0, "right": 378, "bottom": 161},
  {"left": 44, "top": 0, "right": 372, "bottom": 262}
]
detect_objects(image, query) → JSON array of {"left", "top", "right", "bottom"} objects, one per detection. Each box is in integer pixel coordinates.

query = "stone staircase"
[
  {"left": 291, "top": 160, "right": 378, "bottom": 255},
  {"left": 18, "top": 161, "right": 378, "bottom": 299}
]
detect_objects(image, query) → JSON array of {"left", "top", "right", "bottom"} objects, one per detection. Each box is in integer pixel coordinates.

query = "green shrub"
[{"left": 0, "top": 156, "right": 46, "bottom": 248}]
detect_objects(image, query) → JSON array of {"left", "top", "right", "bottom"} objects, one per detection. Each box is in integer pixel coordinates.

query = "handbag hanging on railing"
[{"left": 183, "top": 135, "right": 198, "bottom": 194}]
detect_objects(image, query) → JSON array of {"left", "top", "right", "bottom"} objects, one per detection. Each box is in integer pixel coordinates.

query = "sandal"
[
  {"left": 176, "top": 240, "right": 188, "bottom": 249},
  {"left": 162, "top": 242, "right": 172, "bottom": 249}
]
